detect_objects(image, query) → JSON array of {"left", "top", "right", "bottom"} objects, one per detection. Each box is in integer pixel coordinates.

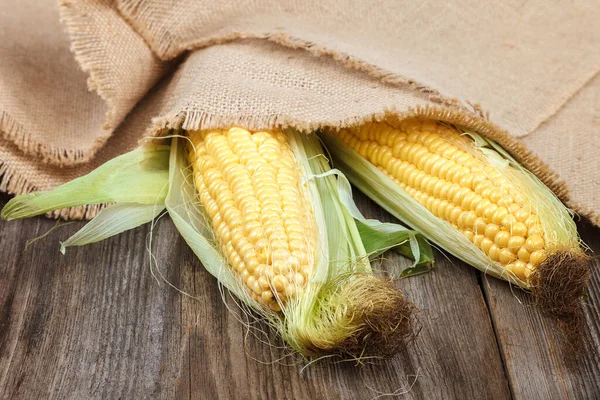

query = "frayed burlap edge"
[
  {"left": 0, "top": 158, "right": 36, "bottom": 196},
  {"left": 569, "top": 205, "right": 600, "bottom": 228},
  {"left": 0, "top": 157, "right": 107, "bottom": 220},
  {"left": 45, "top": 203, "right": 109, "bottom": 220},
  {"left": 0, "top": 111, "right": 99, "bottom": 167},
  {"left": 145, "top": 103, "right": 600, "bottom": 229}
]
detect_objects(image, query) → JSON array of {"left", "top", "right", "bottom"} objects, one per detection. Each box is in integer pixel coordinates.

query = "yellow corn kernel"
[
  {"left": 507, "top": 236, "right": 526, "bottom": 253},
  {"left": 506, "top": 260, "right": 528, "bottom": 280},
  {"left": 494, "top": 231, "right": 511, "bottom": 248},
  {"left": 529, "top": 250, "right": 547, "bottom": 266},
  {"left": 189, "top": 127, "right": 317, "bottom": 309},
  {"left": 498, "top": 248, "right": 516, "bottom": 264},
  {"left": 485, "top": 224, "right": 500, "bottom": 241}
]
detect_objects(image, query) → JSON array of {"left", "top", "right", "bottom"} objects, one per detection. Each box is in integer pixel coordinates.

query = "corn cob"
[
  {"left": 321, "top": 118, "right": 590, "bottom": 344},
  {"left": 188, "top": 128, "right": 316, "bottom": 311},
  {"left": 333, "top": 120, "right": 547, "bottom": 282},
  {"left": 182, "top": 127, "right": 425, "bottom": 357}
]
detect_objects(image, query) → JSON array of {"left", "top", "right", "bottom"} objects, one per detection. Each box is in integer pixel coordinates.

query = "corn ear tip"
[
  {"left": 529, "top": 248, "right": 592, "bottom": 352},
  {"left": 1, "top": 198, "right": 18, "bottom": 220},
  {"left": 284, "top": 273, "right": 417, "bottom": 359},
  {"left": 1, "top": 194, "right": 37, "bottom": 221}
]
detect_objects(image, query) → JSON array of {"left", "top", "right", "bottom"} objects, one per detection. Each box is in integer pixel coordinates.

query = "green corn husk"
[
  {"left": 1, "top": 129, "right": 433, "bottom": 359},
  {"left": 1, "top": 144, "right": 170, "bottom": 220},
  {"left": 320, "top": 120, "right": 591, "bottom": 346}
]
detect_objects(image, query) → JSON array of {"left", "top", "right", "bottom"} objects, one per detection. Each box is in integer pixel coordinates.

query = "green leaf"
[
  {"left": 60, "top": 202, "right": 165, "bottom": 254},
  {"left": 332, "top": 168, "right": 434, "bottom": 275},
  {"left": 286, "top": 129, "right": 368, "bottom": 280},
  {"left": 1, "top": 145, "right": 170, "bottom": 220}
]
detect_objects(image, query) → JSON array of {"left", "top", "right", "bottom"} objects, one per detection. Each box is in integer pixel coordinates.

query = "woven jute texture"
[{"left": 0, "top": 0, "right": 599, "bottom": 223}]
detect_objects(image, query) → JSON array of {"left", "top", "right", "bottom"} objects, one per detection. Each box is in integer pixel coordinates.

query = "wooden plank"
[
  {"left": 482, "top": 222, "right": 600, "bottom": 400},
  {"left": 0, "top": 214, "right": 185, "bottom": 399},
  {"left": 0, "top": 192, "right": 510, "bottom": 399}
]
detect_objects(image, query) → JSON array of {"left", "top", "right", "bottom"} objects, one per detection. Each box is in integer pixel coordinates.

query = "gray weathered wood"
[
  {"left": 2, "top": 190, "right": 597, "bottom": 399},
  {"left": 482, "top": 222, "right": 600, "bottom": 400}
]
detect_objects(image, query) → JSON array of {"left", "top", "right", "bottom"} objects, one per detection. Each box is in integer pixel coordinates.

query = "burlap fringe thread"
[{"left": 0, "top": 111, "right": 95, "bottom": 167}]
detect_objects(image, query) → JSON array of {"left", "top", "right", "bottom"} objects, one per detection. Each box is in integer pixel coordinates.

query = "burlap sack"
[{"left": 0, "top": 0, "right": 598, "bottom": 224}]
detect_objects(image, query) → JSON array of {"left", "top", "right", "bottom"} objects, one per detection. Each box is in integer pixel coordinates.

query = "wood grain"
[
  {"left": 0, "top": 190, "right": 598, "bottom": 399},
  {"left": 483, "top": 222, "right": 600, "bottom": 400}
]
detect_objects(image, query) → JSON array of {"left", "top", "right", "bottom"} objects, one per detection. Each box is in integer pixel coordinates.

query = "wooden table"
[{"left": 1, "top": 192, "right": 598, "bottom": 399}]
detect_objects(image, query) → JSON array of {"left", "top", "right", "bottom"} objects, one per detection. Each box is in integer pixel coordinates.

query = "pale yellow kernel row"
[{"left": 189, "top": 128, "right": 317, "bottom": 310}]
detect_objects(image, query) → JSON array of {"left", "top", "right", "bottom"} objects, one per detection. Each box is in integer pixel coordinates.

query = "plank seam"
[{"left": 477, "top": 271, "right": 516, "bottom": 400}]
